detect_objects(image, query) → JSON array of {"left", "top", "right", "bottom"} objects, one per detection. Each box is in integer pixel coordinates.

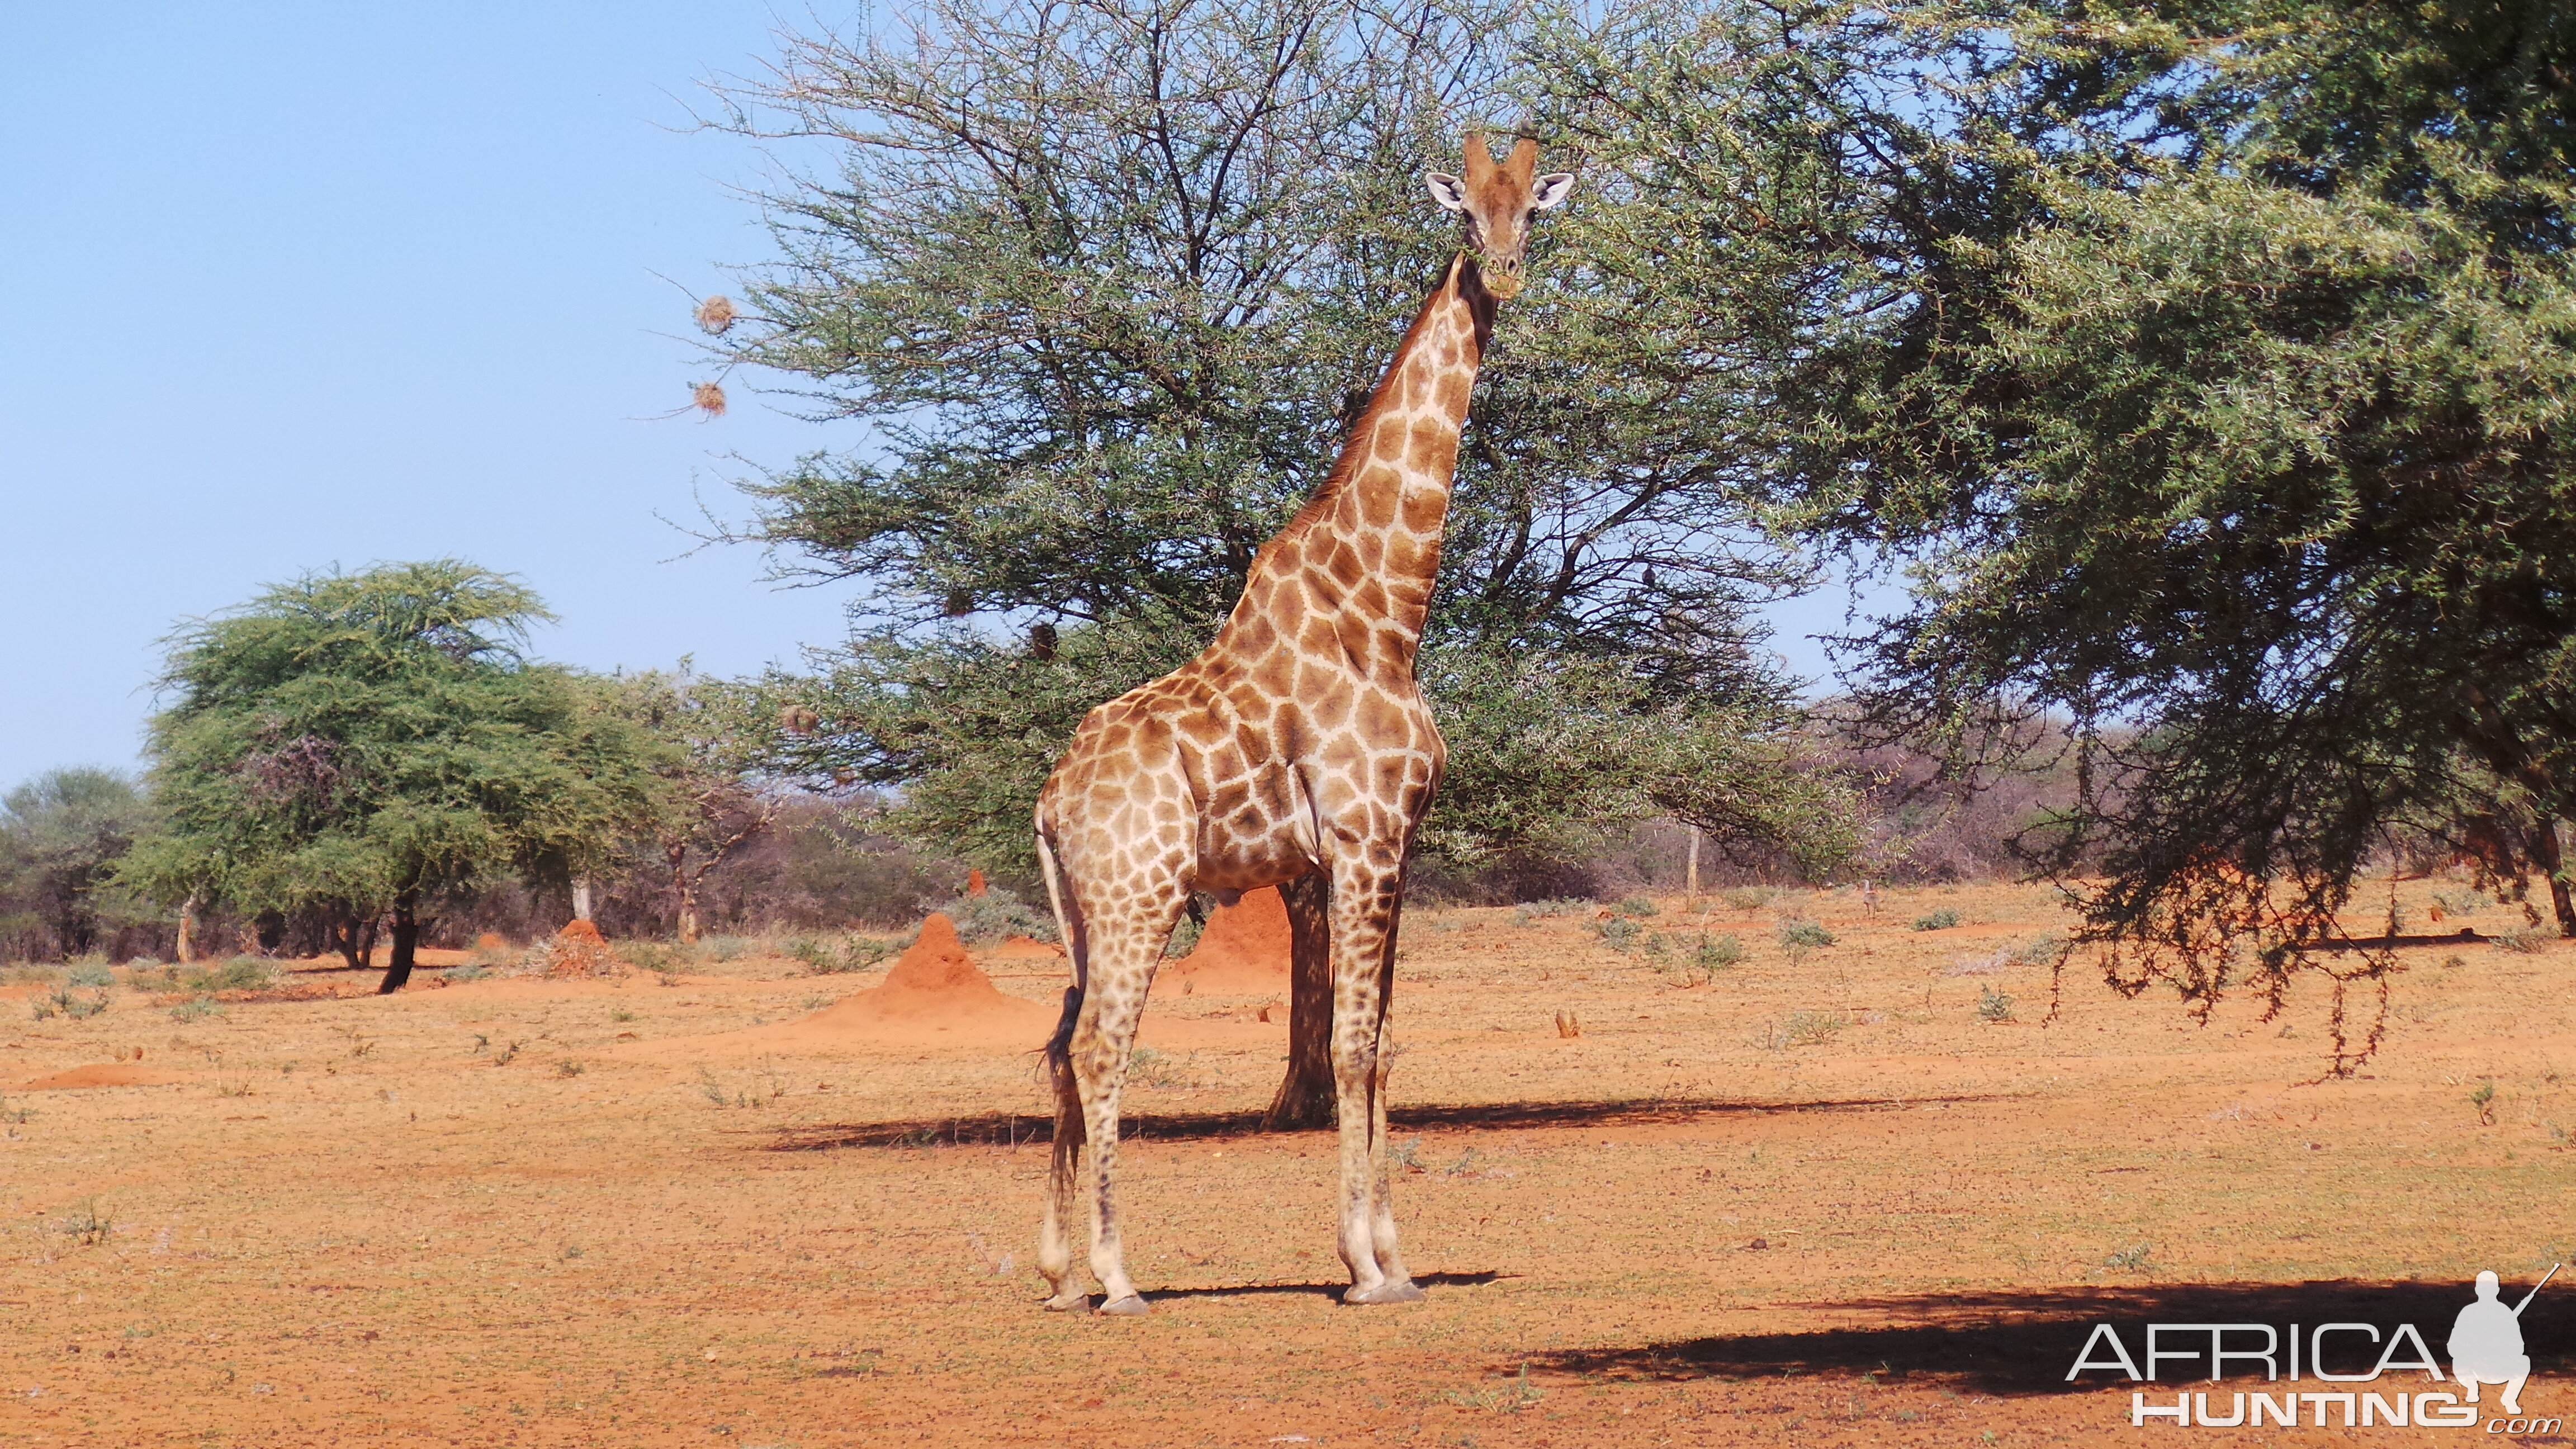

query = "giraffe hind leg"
[{"left": 1034, "top": 831, "right": 1090, "bottom": 1310}]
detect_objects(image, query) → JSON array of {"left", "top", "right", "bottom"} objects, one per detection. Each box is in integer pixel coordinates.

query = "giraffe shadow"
[
  {"left": 1523, "top": 1279, "right": 2575, "bottom": 1395},
  {"left": 762, "top": 1092, "right": 2016, "bottom": 1152},
  {"left": 1145, "top": 1270, "right": 1512, "bottom": 1303}
]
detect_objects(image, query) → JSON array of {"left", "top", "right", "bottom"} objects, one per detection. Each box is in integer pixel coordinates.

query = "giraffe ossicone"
[{"left": 1029, "top": 131, "right": 1571, "bottom": 1314}]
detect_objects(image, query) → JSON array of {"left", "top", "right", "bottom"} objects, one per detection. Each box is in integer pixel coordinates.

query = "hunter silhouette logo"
[
  {"left": 2068, "top": 1265, "right": 2559, "bottom": 1430},
  {"left": 2452, "top": 1265, "right": 2554, "bottom": 1415}
]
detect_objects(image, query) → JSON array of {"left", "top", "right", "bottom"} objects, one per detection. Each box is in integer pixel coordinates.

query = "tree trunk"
[
  {"left": 1685, "top": 826, "right": 1702, "bottom": 905},
  {"left": 669, "top": 843, "right": 700, "bottom": 945},
  {"left": 571, "top": 877, "right": 594, "bottom": 923},
  {"left": 2535, "top": 817, "right": 2576, "bottom": 937},
  {"left": 176, "top": 893, "right": 200, "bottom": 965},
  {"left": 331, "top": 907, "right": 364, "bottom": 972},
  {"left": 378, "top": 892, "right": 420, "bottom": 995},
  {"left": 1263, "top": 874, "right": 1337, "bottom": 1130}
]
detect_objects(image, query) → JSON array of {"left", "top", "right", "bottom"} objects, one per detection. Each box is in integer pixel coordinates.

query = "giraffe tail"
[{"left": 1034, "top": 823, "right": 1086, "bottom": 1142}]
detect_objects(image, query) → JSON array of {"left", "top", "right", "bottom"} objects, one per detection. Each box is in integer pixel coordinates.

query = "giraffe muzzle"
[{"left": 1480, "top": 258, "right": 1526, "bottom": 300}]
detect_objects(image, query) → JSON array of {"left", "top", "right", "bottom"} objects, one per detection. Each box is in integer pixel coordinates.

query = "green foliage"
[
  {"left": 1696, "top": 932, "right": 1745, "bottom": 973},
  {"left": 1721, "top": 887, "right": 1778, "bottom": 912},
  {"left": 1769, "top": 1009, "right": 1848, "bottom": 1048},
  {"left": 1512, "top": 898, "right": 1594, "bottom": 923},
  {"left": 1976, "top": 986, "right": 2014, "bottom": 1023},
  {"left": 1588, "top": 916, "right": 1643, "bottom": 953},
  {"left": 704, "top": 0, "right": 1852, "bottom": 884},
  {"left": 1163, "top": 914, "right": 1204, "bottom": 960},
  {"left": 177, "top": 957, "right": 274, "bottom": 993},
  {"left": 117, "top": 562, "right": 666, "bottom": 932},
  {"left": 928, "top": 887, "right": 1059, "bottom": 945},
  {"left": 1777, "top": 919, "right": 1835, "bottom": 954},
  {"left": 787, "top": 935, "right": 900, "bottom": 976},
  {"left": 1912, "top": 910, "right": 1961, "bottom": 932},
  {"left": 0, "top": 768, "right": 156, "bottom": 961}
]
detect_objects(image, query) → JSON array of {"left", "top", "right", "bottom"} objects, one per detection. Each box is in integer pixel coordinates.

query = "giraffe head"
[{"left": 1423, "top": 131, "right": 1573, "bottom": 301}]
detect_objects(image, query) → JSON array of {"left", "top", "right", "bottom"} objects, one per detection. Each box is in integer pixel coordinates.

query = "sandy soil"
[{"left": 2, "top": 881, "right": 2570, "bottom": 1447}]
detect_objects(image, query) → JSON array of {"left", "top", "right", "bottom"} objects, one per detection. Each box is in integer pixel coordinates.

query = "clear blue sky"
[{"left": 0, "top": 3, "right": 1856, "bottom": 793}]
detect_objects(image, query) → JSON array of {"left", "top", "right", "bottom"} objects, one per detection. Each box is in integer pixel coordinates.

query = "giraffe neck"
[{"left": 1217, "top": 254, "right": 1495, "bottom": 678}]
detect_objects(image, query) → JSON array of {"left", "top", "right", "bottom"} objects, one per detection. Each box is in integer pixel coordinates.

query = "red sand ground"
[{"left": 2, "top": 880, "right": 2570, "bottom": 1447}]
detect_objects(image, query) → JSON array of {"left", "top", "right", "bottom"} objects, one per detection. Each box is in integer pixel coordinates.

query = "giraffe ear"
[
  {"left": 1531, "top": 172, "right": 1575, "bottom": 210},
  {"left": 1423, "top": 171, "right": 1470, "bottom": 212}
]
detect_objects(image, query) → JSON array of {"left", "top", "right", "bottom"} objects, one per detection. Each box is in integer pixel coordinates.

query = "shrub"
[
  {"left": 1777, "top": 920, "right": 1835, "bottom": 960},
  {"left": 1770, "top": 1009, "right": 1848, "bottom": 1048},
  {"left": 1588, "top": 917, "right": 1644, "bottom": 953},
  {"left": 167, "top": 996, "right": 224, "bottom": 1022},
  {"left": 1512, "top": 898, "right": 1593, "bottom": 924},
  {"left": 1163, "top": 914, "right": 1204, "bottom": 959},
  {"left": 699, "top": 935, "right": 754, "bottom": 963},
  {"left": 1912, "top": 909, "right": 1961, "bottom": 931},
  {"left": 932, "top": 887, "right": 1058, "bottom": 944},
  {"left": 791, "top": 935, "right": 899, "bottom": 975},
  {"left": 1722, "top": 886, "right": 1778, "bottom": 912},
  {"left": 66, "top": 963, "right": 115, "bottom": 989},
  {"left": 1696, "top": 933, "right": 1745, "bottom": 972},
  {"left": 1613, "top": 896, "right": 1659, "bottom": 918},
  {"left": 178, "top": 958, "right": 275, "bottom": 994},
  {"left": 1976, "top": 985, "right": 2014, "bottom": 1022},
  {"left": 2496, "top": 925, "right": 2552, "bottom": 955},
  {"left": 2430, "top": 888, "right": 2485, "bottom": 918}
]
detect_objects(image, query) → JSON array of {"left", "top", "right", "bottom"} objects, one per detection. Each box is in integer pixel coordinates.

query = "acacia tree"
[
  {"left": 613, "top": 669, "right": 789, "bottom": 944},
  {"left": 701, "top": 0, "right": 1852, "bottom": 883},
  {"left": 0, "top": 768, "right": 155, "bottom": 962},
  {"left": 1533, "top": 0, "right": 2576, "bottom": 1063},
  {"left": 120, "top": 562, "right": 667, "bottom": 992}
]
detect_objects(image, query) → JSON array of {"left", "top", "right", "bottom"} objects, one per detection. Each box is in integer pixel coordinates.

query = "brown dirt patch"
[
  {"left": 2, "top": 880, "right": 2569, "bottom": 1446},
  {"left": 988, "top": 934, "right": 1065, "bottom": 960},
  {"left": 12, "top": 1062, "right": 187, "bottom": 1091}
]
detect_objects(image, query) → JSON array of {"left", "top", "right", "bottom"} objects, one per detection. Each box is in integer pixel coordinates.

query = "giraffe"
[{"left": 1031, "top": 132, "right": 1574, "bottom": 1314}]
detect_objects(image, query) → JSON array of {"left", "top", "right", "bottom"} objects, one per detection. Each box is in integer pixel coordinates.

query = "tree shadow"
[
  {"left": 761, "top": 1093, "right": 2016, "bottom": 1152},
  {"left": 1532, "top": 1280, "right": 2575, "bottom": 1395}
]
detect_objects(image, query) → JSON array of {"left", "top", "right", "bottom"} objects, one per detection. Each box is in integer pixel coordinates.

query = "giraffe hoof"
[
  {"left": 1342, "top": 1280, "right": 1425, "bottom": 1305},
  {"left": 1096, "top": 1294, "right": 1150, "bottom": 1317},
  {"left": 1043, "top": 1292, "right": 1092, "bottom": 1313}
]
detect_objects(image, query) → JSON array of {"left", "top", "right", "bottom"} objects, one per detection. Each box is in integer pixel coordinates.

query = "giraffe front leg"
[{"left": 1363, "top": 1011, "right": 1419, "bottom": 1296}]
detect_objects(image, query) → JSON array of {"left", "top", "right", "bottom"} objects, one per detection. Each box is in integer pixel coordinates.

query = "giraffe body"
[{"left": 1033, "top": 135, "right": 1571, "bottom": 1313}]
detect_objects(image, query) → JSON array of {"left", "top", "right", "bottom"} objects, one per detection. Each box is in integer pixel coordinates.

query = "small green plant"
[
  {"left": 2496, "top": 925, "right": 2551, "bottom": 955},
  {"left": 1777, "top": 919, "right": 1835, "bottom": 963},
  {"left": 1976, "top": 986, "right": 2014, "bottom": 1022},
  {"left": 1443, "top": 1362, "right": 1545, "bottom": 1414},
  {"left": 1912, "top": 909, "right": 1961, "bottom": 931},
  {"left": 2014, "top": 931, "right": 2068, "bottom": 967},
  {"left": 36, "top": 980, "right": 111, "bottom": 1020},
  {"left": 1588, "top": 917, "right": 1643, "bottom": 953},
  {"left": 1772, "top": 1009, "right": 1849, "bottom": 1048},
  {"left": 790, "top": 935, "right": 899, "bottom": 976},
  {"left": 491, "top": 1040, "right": 523, "bottom": 1067},
  {"left": 444, "top": 962, "right": 492, "bottom": 982},
  {"left": 1613, "top": 896, "right": 1659, "bottom": 918},
  {"left": 622, "top": 942, "right": 685, "bottom": 975},
  {"left": 67, "top": 963, "right": 115, "bottom": 989},
  {"left": 1127, "top": 1045, "right": 1180, "bottom": 1087},
  {"left": 1163, "top": 913, "right": 1205, "bottom": 959},
  {"left": 1388, "top": 1135, "right": 1424, "bottom": 1171},
  {"left": 608, "top": 1008, "right": 637, "bottom": 1024},
  {"left": 2104, "top": 1242, "right": 2154, "bottom": 1272},
  {"left": 1512, "top": 897, "right": 1592, "bottom": 924},
  {"left": 58, "top": 1199, "right": 113, "bottom": 1247},
  {"left": 179, "top": 957, "right": 276, "bottom": 993},
  {"left": 2471, "top": 1078, "right": 2497, "bottom": 1126},
  {"left": 1696, "top": 932, "right": 1744, "bottom": 972},
  {"left": 1722, "top": 886, "right": 1778, "bottom": 911},
  {"left": 2431, "top": 888, "right": 2486, "bottom": 918}
]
